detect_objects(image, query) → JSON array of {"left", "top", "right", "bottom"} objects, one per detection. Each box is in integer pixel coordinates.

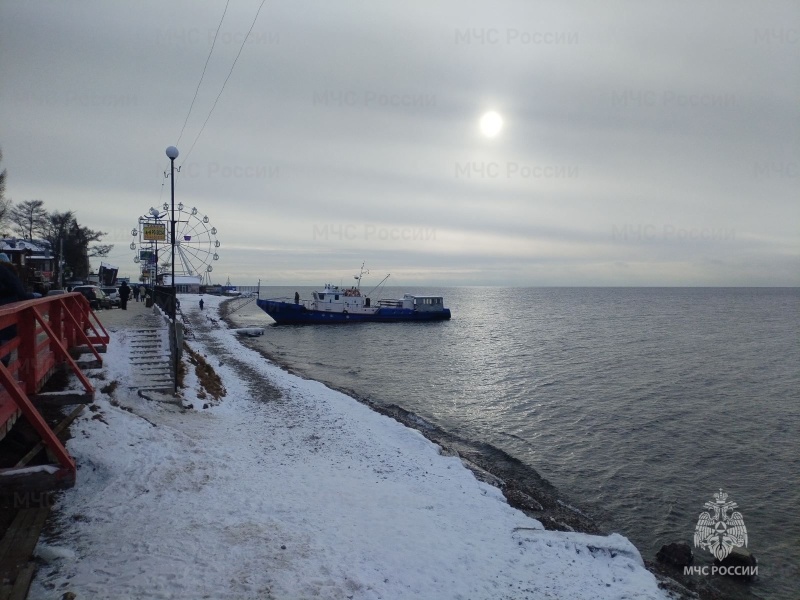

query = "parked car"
[
  {"left": 46, "top": 289, "right": 66, "bottom": 296},
  {"left": 101, "top": 287, "right": 121, "bottom": 307},
  {"left": 71, "top": 285, "right": 111, "bottom": 310}
]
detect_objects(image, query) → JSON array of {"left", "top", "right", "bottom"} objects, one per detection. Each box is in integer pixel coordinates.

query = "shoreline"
[
  {"left": 221, "top": 301, "right": 728, "bottom": 599},
  {"left": 24, "top": 296, "right": 742, "bottom": 598},
  {"left": 227, "top": 327, "right": 600, "bottom": 532}
]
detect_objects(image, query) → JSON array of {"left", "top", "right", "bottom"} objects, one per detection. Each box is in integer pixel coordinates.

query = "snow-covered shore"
[{"left": 30, "top": 295, "right": 673, "bottom": 599}]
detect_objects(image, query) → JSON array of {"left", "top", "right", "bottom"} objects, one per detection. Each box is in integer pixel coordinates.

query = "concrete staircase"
[{"left": 126, "top": 312, "right": 174, "bottom": 392}]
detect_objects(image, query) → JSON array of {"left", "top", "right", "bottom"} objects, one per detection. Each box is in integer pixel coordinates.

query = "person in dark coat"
[
  {"left": 118, "top": 281, "right": 131, "bottom": 310},
  {"left": 199, "top": 298, "right": 204, "bottom": 310},
  {"left": 86, "top": 287, "right": 99, "bottom": 310},
  {"left": 132, "top": 285, "right": 140, "bottom": 303},
  {"left": 0, "top": 253, "right": 30, "bottom": 306},
  {"left": 0, "top": 253, "right": 34, "bottom": 366}
]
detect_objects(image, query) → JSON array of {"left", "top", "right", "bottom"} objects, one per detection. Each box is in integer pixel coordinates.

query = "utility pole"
[
  {"left": 165, "top": 146, "right": 180, "bottom": 396},
  {"left": 58, "top": 238, "right": 64, "bottom": 289}
]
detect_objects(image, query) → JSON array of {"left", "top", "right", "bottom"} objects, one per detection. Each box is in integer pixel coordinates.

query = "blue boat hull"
[{"left": 256, "top": 299, "right": 451, "bottom": 325}]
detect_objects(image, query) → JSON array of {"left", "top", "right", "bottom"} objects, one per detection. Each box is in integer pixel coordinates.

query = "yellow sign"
[{"left": 143, "top": 224, "right": 166, "bottom": 241}]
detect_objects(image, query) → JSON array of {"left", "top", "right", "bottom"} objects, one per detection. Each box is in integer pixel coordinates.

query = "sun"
[{"left": 479, "top": 111, "right": 503, "bottom": 137}]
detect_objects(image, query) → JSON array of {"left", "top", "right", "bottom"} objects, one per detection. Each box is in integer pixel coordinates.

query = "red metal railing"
[{"left": 0, "top": 293, "right": 109, "bottom": 487}]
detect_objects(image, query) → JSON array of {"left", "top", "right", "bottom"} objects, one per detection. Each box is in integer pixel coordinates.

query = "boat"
[
  {"left": 222, "top": 276, "right": 241, "bottom": 296},
  {"left": 255, "top": 267, "right": 451, "bottom": 325}
]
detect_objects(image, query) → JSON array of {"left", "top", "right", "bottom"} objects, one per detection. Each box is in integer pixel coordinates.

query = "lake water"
[{"left": 228, "top": 286, "right": 799, "bottom": 599}]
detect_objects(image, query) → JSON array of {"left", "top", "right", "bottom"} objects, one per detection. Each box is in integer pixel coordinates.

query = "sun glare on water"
[{"left": 479, "top": 111, "right": 503, "bottom": 137}]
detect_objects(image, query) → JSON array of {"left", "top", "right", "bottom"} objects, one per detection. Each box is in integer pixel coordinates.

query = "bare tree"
[
  {"left": 0, "top": 148, "right": 10, "bottom": 232},
  {"left": 10, "top": 199, "right": 48, "bottom": 240}
]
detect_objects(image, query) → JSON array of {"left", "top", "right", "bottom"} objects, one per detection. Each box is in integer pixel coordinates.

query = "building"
[
  {"left": 161, "top": 274, "right": 202, "bottom": 294},
  {"left": 0, "top": 238, "right": 55, "bottom": 293}
]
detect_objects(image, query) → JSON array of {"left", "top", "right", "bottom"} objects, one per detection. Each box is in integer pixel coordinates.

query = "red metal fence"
[{"left": 0, "top": 293, "right": 109, "bottom": 488}]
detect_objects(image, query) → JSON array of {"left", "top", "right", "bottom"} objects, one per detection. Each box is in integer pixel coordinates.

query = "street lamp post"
[{"left": 166, "top": 146, "right": 179, "bottom": 322}]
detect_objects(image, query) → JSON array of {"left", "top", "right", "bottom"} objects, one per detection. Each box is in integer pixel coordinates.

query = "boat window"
[
  {"left": 318, "top": 293, "right": 324, "bottom": 299},
  {"left": 335, "top": 294, "right": 339, "bottom": 300},
  {"left": 416, "top": 298, "right": 442, "bottom": 305}
]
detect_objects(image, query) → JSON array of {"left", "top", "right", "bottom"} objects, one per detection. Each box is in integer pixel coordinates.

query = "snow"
[
  {"left": 29, "top": 295, "right": 672, "bottom": 599},
  {"left": 233, "top": 327, "right": 265, "bottom": 336},
  {"left": 0, "top": 464, "right": 60, "bottom": 476}
]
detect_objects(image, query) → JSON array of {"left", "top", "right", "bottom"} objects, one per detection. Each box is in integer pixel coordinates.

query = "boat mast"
[{"left": 355, "top": 261, "right": 369, "bottom": 290}]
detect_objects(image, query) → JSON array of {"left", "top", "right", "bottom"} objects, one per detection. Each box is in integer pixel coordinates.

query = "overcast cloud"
[{"left": 1, "top": 0, "right": 797, "bottom": 285}]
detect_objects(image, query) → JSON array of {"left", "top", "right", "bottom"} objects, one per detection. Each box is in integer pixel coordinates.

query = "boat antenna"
[
  {"left": 365, "top": 273, "right": 390, "bottom": 297},
  {"left": 355, "top": 261, "right": 369, "bottom": 290}
]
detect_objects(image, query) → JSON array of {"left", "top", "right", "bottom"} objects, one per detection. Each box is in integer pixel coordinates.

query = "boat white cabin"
[
  {"left": 305, "top": 284, "right": 444, "bottom": 315},
  {"left": 308, "top": 283, "right": 372, "bottom": 313}
]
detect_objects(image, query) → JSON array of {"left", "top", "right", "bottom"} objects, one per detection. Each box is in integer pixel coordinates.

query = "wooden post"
[
  {"left": 48, "top": 300, "right": 63, "bottom": 364},
  {"left": 17, "top": 310, "right": 37, "bottom": 396},
  {"left": 0, "top": 362, "right": 75, "bottom": 474}
]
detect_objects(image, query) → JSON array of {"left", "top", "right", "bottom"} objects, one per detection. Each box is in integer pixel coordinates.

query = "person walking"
[
  {"left": 118, "top": 281, "right": 131, "bottom": 310},
  {"left": 199, "top": 298, "right": 204, "bottom": 310},
  {"left": 132, "top": 285, "right": 140, "bottom": 303},
  {"left": 139, "top": 285, "right": 145, "bottom": 302}
]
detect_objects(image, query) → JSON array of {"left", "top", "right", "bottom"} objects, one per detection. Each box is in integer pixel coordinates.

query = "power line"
[
  {"left": 180, "top": 0, "right": 267, "bottom": 167},
  {"left": 175, "top": 0, "right": 231, "bottom": 147},
  {"left": 159, "top": 2, "right": 229, "bottom": 208}
]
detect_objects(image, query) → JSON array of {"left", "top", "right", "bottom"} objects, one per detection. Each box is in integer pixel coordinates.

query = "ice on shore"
[{"left": 29, "top": 295, "right": 671, "bottom": 599}]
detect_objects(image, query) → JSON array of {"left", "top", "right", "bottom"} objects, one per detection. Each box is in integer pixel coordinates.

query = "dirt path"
[{"left": 183, "top": 306, "right": 283, "bottom": 403}]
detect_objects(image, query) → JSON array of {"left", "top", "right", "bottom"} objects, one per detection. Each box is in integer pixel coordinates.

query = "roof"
[{"left": 0, "top": 238, "right": 53, "bottom": 255}]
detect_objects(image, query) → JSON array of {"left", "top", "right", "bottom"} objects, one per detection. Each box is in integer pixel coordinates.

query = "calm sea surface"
[{"left": 229, "top": 287, "right": 799, "bottom": 599}]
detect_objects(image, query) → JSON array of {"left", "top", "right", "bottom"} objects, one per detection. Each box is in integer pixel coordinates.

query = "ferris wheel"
[{"left": 131, "top": 203, "right": 220, "bottom": 285}]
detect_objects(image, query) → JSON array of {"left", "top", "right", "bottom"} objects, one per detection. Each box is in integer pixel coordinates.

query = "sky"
[{"left": 0, "top": 0, "right": 798, "bottom": 286}]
